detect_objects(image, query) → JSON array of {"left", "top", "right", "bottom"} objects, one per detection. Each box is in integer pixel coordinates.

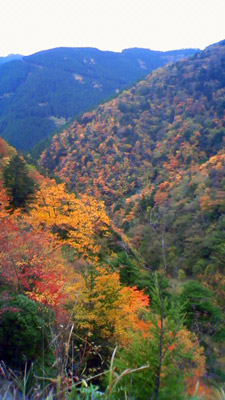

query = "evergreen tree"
[
  {"left": 179, "top": 281, "right": 223, "bottom": 338},
  {"left": 3, "top": 155, "right": 36, "bottom": 210}
]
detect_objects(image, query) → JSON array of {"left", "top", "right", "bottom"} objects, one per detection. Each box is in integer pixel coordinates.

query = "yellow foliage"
[
  {"left": 27, "top": 178, "right": 110, "bottom": 259},
  {"left": 176, "top": 329, "right": 205, "bottom": 377},
  {"left": 66, "top": 266, "right": 149, "bottom": 345}
]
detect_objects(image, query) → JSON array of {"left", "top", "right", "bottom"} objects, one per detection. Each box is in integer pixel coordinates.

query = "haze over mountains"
[{"left": 0, "top": 46, "right": 198, "bottom": 151}]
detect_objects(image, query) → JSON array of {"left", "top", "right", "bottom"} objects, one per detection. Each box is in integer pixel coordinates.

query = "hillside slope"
[
  {"left": 41, "top": 43, "right": 225, "bottom": 201},
  {"left": 40, "top": 41, "right": 225, "bottom": 275},
  {"left": 0, "top": 47, "right": 198, "bottom": 151}
]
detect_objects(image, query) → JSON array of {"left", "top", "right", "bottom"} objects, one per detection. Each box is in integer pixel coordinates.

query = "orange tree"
[
  {"left": 0, "top": 216, "right": 70, "bottom": 310},
  {"left": 65, "top": 265, "right": 149, "bottom": 345},
  {"left": 27, "top": 178, "right": 110, "bottom": 260},
  {"left": 62, "top": 264, "right": 150, "bottom": 377},
  {"left": 0, "top": 182, "right": 71, "bottom": 310}
]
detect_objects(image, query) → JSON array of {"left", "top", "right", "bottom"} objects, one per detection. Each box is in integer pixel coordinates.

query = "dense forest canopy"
[{"left": 40, "top": 41, "right": 225, "bottom": 273}]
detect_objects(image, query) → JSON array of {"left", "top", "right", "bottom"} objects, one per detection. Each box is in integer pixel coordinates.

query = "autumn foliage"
[
  {"left": 27, "top": 178, "right": 110, "bottom": 259},
  {"left": 66, "top": 266, "right": 150, "bottom": 344},
  {"left": 1, "top": 43, "right": 225, "bottom": 398}
]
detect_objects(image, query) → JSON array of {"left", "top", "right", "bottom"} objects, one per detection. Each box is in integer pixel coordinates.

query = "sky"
[{"left": 1, "top": 0, "right": 225, "bottom": 56}]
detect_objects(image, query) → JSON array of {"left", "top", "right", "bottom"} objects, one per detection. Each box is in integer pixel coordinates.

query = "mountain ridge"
[{"left": 0, "top": 46, "right": 199, "bottom": 151}]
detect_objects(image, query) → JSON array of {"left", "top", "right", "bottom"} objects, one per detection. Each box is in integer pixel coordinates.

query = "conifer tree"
[{"left": 3, "top": 155, "right": 36, "bottom": 210}]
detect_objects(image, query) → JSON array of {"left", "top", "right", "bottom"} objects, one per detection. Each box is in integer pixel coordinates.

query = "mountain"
[
  {"left": 40, "top": 41, "right": 225, "bottom": 276},
  {"left": 0, "top": 46, "right": 198, "bottom": 151},
  {"left": 0, "top": 54, "right": 23, "bottom": 65}
]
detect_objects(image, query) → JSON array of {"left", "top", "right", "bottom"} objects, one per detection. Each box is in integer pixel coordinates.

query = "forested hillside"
[
  {"left": 0, "top": 46, "right": 198, "bottom": 151},
  {"left": 0, "top": 139, "right": 212, "bottom": 399},
  {"left": 0, "top": 137, "right": 209, "bottom": 399},
  {"left": 0, "top": 41, "right": 225, "bottom": 399},
  {"left": 41, "top": 41, "right": 225, "bottom": 274},
  {"left": 39, "top": 42, "right": 225, "bottom": 396}
]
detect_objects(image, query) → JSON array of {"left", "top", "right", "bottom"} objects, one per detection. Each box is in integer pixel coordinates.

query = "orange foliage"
[
  {"left": 177, "top": 329, "right": 205, "bottom": 378},
  {"left": 66, "top": 266, "right": 149, "bottom": 345},
  {"left": 154, "top": 190, "right": 168, "bottom": 205},
  {"left": 186, "top": 378, "right": 213, "bottom": 399},
  {"left": 0, "top": 211, "right": 70, "bottom": 309},
  {"left": 0, "top": 138, "right": 16, "bottom": 160},
  {"left": 0, "top": 182, "right": 10, "bottom": 219},
  {"left": 27, "top": 178, "right": 110, "bottom": 259}
]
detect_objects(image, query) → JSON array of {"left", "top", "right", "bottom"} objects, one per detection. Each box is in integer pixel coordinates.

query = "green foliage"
[
  {"left": 65, "top": 381, "right": 104, "bottom": 399},
  {"left": 3, "top": 155, "right": 36, "bottom": 209},
  {"left": 178, "top": 269, "right": 186, "bottom": 280},
  {"left": 111, "top": 337, "right": 185, "bottom": 399},
  {"left": 0, "top": 293, "right": 54, "bottom": 370},
  {"left": 107, "top": 276, "right": 194, "bottom": 400},
  {"left": 179, "top": 281, "right": 223, "bottom": 338},
  {"left": 108, "top": 251, "right": 140, "bottom": 287}
]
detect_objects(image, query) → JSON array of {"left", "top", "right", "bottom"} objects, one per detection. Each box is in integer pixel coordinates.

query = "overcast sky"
[{"left": 1, "top": 0, "right": 225, "bottom": 56}]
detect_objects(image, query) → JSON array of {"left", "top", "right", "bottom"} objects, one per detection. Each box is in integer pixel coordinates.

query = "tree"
[
  {"left": 0, "top": 182, "right": 10, "bottom": 218},
  {"left": 28, "top": 178, "right": 110, "bottom": 260},
  {"left": 0, "top": 293, "right": 53, "bottom": 370},
  {"left": 3, "top": 155, "right": 36, "bottom": 210},
  {"left": 0, "top": 218, "right": 70, "bottom": 309},
  {"left": 179, "top": 281, "right": 222, "bottom": 339},
  {"left": 112, "top": 275, "right": 205, "bottom": 400},
  {"left": 66, "top": 265, "right": 149, "bottom": 345}
]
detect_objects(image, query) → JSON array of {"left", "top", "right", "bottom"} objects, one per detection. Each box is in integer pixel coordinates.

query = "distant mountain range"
[{"left": 0, "top": 46, "right": 199, "bottom": 151}]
